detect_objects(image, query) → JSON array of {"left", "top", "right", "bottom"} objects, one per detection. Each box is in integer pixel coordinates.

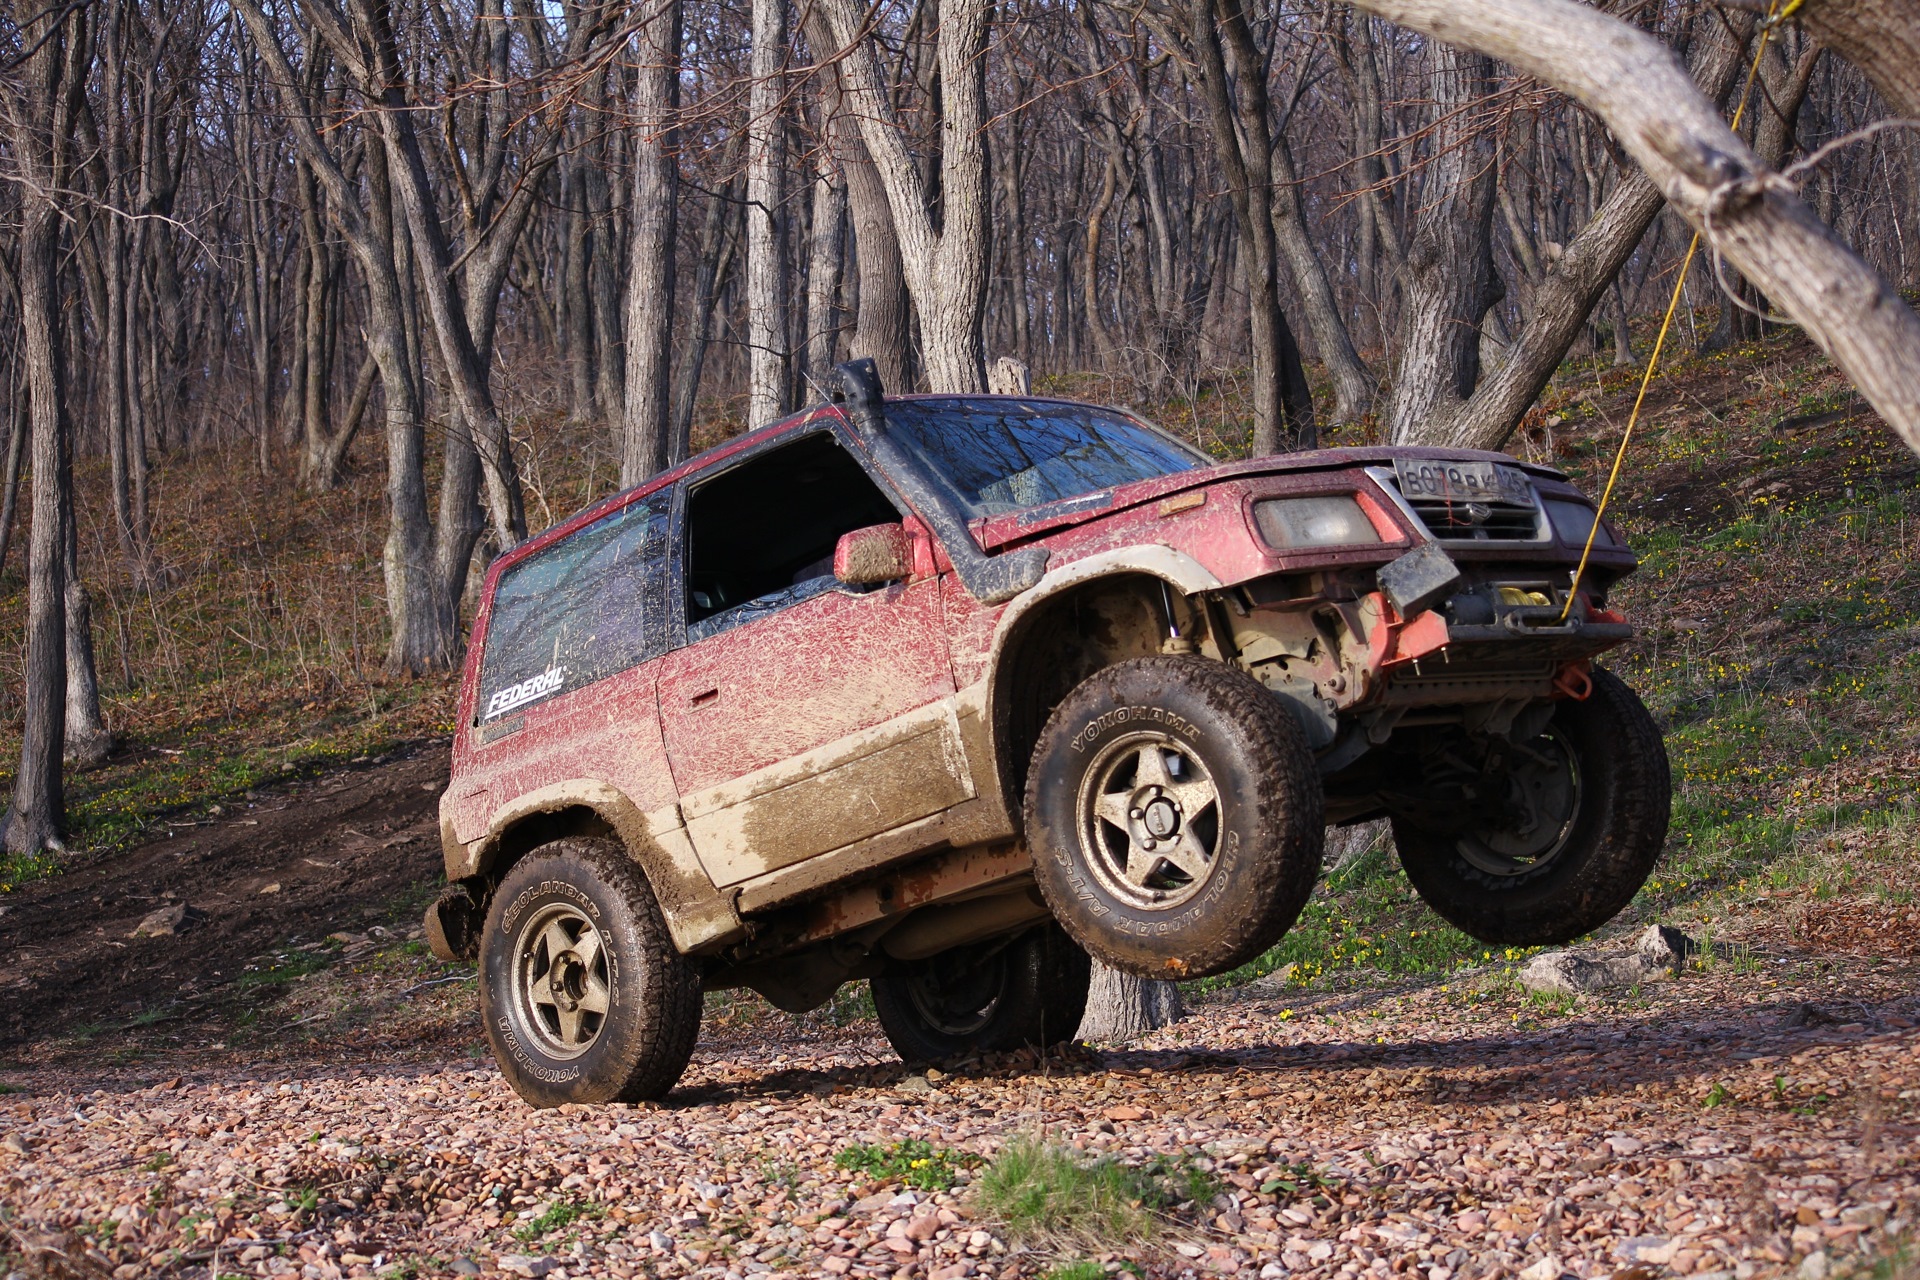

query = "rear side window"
[{"left": 476, "top": 495, "right": 669, "bottom": 722}]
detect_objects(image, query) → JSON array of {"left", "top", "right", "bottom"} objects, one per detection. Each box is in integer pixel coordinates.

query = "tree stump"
[{"left": 1076, "top": 962, "right": 1185, "bottom": 1043}]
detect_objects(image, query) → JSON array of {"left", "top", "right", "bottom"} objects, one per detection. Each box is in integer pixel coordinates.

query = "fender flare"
[
  {"left": 981, "top": 545, "right": 1226, "bottom": 807},
  {"left": 460, "top": 779, "right": 743, "bottom": 954}
]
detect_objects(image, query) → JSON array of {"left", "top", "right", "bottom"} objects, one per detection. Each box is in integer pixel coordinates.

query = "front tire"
[
  {"left": 480, "top": 837, "right": 702, "bottom": 1107},
  {"left": 1392, "top": 668, "right": 1670, "bottom": 945},
  {"left": 872, "top": 924, "right": 1091, "bottom": 1063},
  {"left": 1024, "top": 656, "right": 1324, "bottom": 980}
]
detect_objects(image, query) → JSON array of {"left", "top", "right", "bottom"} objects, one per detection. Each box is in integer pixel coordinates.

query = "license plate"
[{"left": 1395, "top": 458, "right": 1535, "bottom": 506}]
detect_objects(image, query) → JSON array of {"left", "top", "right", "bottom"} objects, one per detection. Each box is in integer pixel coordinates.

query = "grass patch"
[
  {"left": 512, "top": 1195, "right": 604, "bottom": 1241},
  {"left": 1194, "top": 839, "right": 1535, "bottom": 994},
  {"left": 236, "top": 952, "right": 332, "bottom": 991},
  {"left": 835, "top": 1139, "right": 981, "bottom": 1192},
  {"left": 0, "top": 847, "right": 62, "bottom": 892},
  {"left": 975, "top": 1137, "right": 1158, "bottom": 1246},
  {"left": 975, "top": 1136, "right": 1223, "bottom": 1248},
  {"left": 1042, "top": 1264, "right": 1111, "bottom": 1280}
]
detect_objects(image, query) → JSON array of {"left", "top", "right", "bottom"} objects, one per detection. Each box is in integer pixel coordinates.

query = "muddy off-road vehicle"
[{"left": 426, "top": 360, "right": 1668, "bottom": 1105}]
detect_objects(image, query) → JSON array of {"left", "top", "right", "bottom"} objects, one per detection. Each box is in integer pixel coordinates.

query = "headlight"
[
  {"left": 1543, "top": 499, "right": 1614, "bottom": 549},
  {"left": 1254, "top": 495, "right": 1381, "bottom": 549}
]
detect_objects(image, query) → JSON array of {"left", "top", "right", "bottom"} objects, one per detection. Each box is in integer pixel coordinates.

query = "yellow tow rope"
[{"left": 1559, "top": 0, "right": 1796, "bottom": 620}]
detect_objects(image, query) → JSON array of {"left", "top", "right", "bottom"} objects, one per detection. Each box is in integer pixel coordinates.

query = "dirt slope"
[{"left": 0, "top": 743, "right": 448, "bottom": 1048}]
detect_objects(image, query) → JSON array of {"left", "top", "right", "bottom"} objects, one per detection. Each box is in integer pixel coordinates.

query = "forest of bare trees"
[{"left": 3, "top": 0, "right": 1920, "bottom": 852}]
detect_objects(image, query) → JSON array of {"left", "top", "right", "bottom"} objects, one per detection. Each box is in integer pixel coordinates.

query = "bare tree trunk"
[
  {"left": 1077, "top": 964, "right": 1185, "bottom": 1043},
  {"left": 1788, "top": 0, "right": 1920, "bottom": 118},
  {"left": 293, "top": 158, "right": 358, "bottom": 489},
  {"left": 1435, "top": 13, "right": 1751, "bottom": 450},
  {"left": 561, "top": 161, "right": 596, "bottom": 422},
  {"left": 232, "top": 0, "right": 463, "bottom": 674},
  {"left": 0, "top": 391, "right": 24, "bottom": 579},
  {"left": 671, "top": 178, "right": 742, "bottom": 459},
  {"left": 63, "top": 518, "right": 112, "bottom": 768},
  {"left": 804, "top": 143, "right": 848, "bottom": 388},
  {"left": 1270, "top": 128, "right": 1376, "bottom": 424},
  {"left": 748, "top": 0, "right": 790, "bottom": 422},
  {"left": 1186, "top": 0, "right": 1315, "bottom": 452},
  {"left": 1386, "top": 44, "right": 1500, "bottom": 444},
  {"left": 1701, "top": 33, "right": 1821, "bottom": 354},
  {"left": 622, "top": 0, "right": 682, "bottom": 484},
  {"left": 819, "top": 0, "right": 991, "bottom": 393},
  {"left": 807, "top": 9, "right": 913, "bottom": 392},
  {"left": 996, "top": 141, "right": 1032, "bottom": 364},
  {"left": 2, "top": 0, "right": 86, "bottom": 855}
]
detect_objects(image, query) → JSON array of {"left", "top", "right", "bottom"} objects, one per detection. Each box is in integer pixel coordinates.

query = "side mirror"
[{"left": 834, "top": 523, "right": 913, "bottom": 587}]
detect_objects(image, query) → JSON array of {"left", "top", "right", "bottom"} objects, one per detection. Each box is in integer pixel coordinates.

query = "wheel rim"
[
  {"left": 1076, "top": 731, "right": 1223, "bottom": 911},
  {"left": 1455, "top": 730, "right": 1582, "bottom": 877},
  {"left": 511, "top": 903, "right": 612, "bottom": 1058},
  {"left": 902, "top": 949, "right": 1009, "bottom": 1037}
]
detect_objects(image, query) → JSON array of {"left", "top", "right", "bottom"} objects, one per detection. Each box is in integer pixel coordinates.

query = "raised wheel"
[
  {"left": 1024, "top": 655, "right": 1324, "bottom": 979},
  {"left": 1391, "top": 667, "right": 1670, "bottom": 945}
]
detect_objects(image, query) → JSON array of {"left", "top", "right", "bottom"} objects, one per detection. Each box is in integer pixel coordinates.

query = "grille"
[
  {"left": 1405, "top": 494, "right": 1540, "bottom": 540},
  {"left": 1366, "top": 467, "right": 1544, "bottom": 542}
]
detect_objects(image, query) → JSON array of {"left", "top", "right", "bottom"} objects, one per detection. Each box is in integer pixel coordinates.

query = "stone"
[
  {"left": 1518, "top": 952, "right": 1637, "bottom": 994},
  {"left": 1635, "top": 924, "right": 1696, "bottom": 971},
  {"left": 498, "top": 1256, "right": 559, "bottom": 1278},
  {"left": 1615, "top": 1237, "right": 1676, "bottom": 1265},
  {"left": 2, "top": 1133, "right": 30, "bottom": 1155},
  {"left": 1518, "top": 925, "right": 1700, "bottom": 994},
  {"left": 1799, "top": 1252, "right": 1830, "bottom": 1280},
  {"left": 1518, "top": 1256, "right": 1565, "bottom": 1280},
  {"left": 130, "top": 903, "right": 206, "bottom": 939}
]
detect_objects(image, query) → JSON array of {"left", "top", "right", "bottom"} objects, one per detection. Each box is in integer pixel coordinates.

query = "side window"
[
  {"left": 476, "top": 495, "right": 669, "bottom": 721},
  {"left": 684, "top": 432, "right": 902, "bottom": 642}
]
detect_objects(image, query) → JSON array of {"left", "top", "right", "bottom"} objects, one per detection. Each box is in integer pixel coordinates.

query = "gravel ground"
[{"left": 2, "top": 946, "right": 1916, "bottom": 1280}]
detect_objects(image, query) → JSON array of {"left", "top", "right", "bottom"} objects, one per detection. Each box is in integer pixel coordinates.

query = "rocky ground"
[{"left": 1, "top": 929, "right": 1915, "bottom": 1280}]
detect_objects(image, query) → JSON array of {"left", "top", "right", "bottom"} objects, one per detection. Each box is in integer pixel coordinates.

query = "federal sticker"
[{"left": 486, "top": 666, "right": 567, "bottom": 719}]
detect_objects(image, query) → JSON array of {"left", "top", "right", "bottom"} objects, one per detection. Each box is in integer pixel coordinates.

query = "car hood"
[{"left": 968, "top": 444, "right": 1566, "bottom": 550}]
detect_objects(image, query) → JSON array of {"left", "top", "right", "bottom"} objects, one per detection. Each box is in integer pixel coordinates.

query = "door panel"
[{"left": 657, "top": 576, "right": 966, "bottom": 885}]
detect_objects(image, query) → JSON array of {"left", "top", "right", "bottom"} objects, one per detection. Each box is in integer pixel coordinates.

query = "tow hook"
[{"left": 1551, "top": 661, "right": 1594, "bottom": 701}]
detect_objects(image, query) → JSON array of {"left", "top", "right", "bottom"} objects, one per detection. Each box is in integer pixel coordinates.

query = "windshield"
[{"left": 882, "top": 399, "right": 1207, "bottom": 518}]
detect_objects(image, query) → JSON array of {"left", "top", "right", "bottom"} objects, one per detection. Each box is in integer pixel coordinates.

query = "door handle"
[{"left": 689, "top": 688, "right": 720, "bottom": 707}]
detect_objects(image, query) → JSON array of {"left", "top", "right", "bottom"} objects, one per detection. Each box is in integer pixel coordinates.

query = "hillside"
[{"left": 1, "top": 324, "right": 1918, "bottom": 1280}]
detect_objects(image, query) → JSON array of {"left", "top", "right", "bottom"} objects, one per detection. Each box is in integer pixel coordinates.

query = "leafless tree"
[{"left": 1, "top": 0, "right": 90, "bottom": 853}]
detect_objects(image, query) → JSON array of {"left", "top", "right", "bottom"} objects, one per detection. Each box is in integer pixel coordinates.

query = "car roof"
[{"left": 481, "top": 392, "right": 1153, "bottom": 587}]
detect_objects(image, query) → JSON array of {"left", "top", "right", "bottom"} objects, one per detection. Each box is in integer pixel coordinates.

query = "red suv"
[{"left": 427, "top": 360, "right": 1666, "bottom": 1106}]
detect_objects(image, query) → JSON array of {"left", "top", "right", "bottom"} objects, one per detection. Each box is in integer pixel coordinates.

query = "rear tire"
[
  {"left": 1392, "top": 668, "right": 1669, "bottom": 945},
  {"left": 480, "top": 837, "right": 702, "bottom": 1107},
  {"left": 871, "top": 924, "right": 1091, "bottom": 1064},
  {"left": 1024, "top": 656, "right": 1324, "bottom": 979}
]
